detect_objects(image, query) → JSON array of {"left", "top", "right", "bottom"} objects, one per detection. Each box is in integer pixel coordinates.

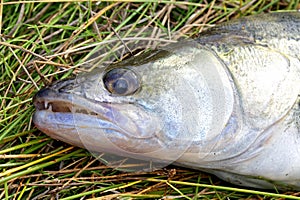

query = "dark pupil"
[{"left": 112, "top": 79, "right": 128, "bottom": 94}]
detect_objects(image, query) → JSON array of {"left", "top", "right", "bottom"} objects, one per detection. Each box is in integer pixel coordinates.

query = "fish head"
[{"left": 33, "top": 41, "right": 233, "bottom": 169}]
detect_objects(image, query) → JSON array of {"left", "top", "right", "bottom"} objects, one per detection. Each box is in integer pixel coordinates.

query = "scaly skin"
[{"left": 33, "top": 12, "right": 300, "bottom": 190}]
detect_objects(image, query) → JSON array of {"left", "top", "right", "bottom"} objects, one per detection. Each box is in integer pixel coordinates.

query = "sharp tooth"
[
  {"left": 47, "top": 103, "right": 52, "bottom": 111},
  {"left": 70, "top": 106, "right": 76, "bottom": 113},
  {"left": 44, "top": 101, "right": 48, "bottom": 109}
]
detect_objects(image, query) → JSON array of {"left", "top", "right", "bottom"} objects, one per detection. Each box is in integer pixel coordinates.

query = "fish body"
[{"left": 33, "top": 12, "right": 300, "bottom": 189}]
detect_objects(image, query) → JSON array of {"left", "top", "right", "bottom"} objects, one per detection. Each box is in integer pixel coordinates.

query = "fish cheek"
[{"left": 103, "top": 129, "right": 163, "bottom": 154}]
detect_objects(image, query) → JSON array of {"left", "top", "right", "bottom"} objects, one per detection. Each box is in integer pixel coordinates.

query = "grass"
[{"left": 0, "top": 0, "right": 300, "bottom": 199}]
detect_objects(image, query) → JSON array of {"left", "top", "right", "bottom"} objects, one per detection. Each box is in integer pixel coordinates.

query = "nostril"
[{"left": 50, "top": 77, "right": 76, "bottom": 92}]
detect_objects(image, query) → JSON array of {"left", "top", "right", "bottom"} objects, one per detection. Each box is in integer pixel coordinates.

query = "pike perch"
[{"left": 33, "top": 12, "right": 300, "bottom": 189}]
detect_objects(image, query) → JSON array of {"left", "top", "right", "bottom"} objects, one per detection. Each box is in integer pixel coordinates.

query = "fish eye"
[{"left": 103, "top": 68, "right": 140, "bottom": 95}]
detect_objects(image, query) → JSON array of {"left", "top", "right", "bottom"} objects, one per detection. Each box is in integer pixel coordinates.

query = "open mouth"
[{"left": 34, "top": 99, "right": 100, "bottom": 117}]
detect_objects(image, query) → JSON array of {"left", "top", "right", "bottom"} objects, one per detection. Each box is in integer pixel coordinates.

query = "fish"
[{"left": 33, "top": 12, "right": 300, "bottom": 190}]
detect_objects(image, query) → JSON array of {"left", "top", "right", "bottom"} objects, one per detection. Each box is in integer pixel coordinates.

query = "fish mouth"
[
  {"left": 32, "top": 87, "right": 165, "bottom": 154},
  {"left": 32, "top": 87, "right": 118, "bottom": 146},
  {"left": 34, "top": 97, "right": 100, "bottom": 117}
]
